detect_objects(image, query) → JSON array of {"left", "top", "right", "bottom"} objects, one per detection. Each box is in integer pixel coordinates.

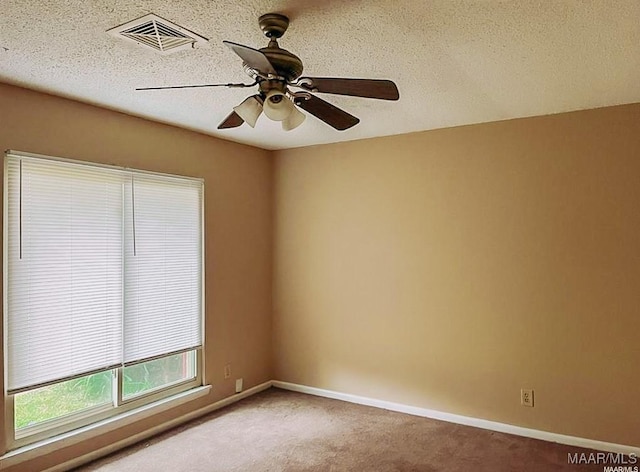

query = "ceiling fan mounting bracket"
[
  {"left": 295, "top": 77, "right": 318, "bottom": 92},
  {"left": 291, "top": 91, "right": 312, "bottom": 104},
  {"left": 258, "top": 13, "right": 289, "bottom": 39}
]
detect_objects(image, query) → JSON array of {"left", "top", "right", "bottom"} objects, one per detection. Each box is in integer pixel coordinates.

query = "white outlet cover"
[{"left": 235, "top": 378, "right": 243, "bottom": 393}]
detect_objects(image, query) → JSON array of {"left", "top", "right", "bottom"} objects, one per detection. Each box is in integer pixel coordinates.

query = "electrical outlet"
[
  {"left": 521, "top": 388, "right": 534, "bottom": 407},
  {"left": 224, "top": 364, "right": 231, "bottom": 379},
  {"left": 235, "top": 378, "right": 243, "bottom": 393}
]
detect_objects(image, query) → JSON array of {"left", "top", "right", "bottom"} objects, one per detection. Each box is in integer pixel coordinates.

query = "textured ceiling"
[{"left": 1, "top": 1, "right": 639, "bottom": 150}]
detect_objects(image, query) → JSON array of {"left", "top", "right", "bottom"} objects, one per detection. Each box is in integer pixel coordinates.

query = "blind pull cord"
[
  {"left": 131, "top": 175, "right": 137, "bottom": 256},
  {"left": 19, "top": 159, "right": 23, "bottom": 260}
]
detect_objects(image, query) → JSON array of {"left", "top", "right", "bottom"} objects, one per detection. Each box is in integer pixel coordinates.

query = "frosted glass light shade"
[
  {"left": 263, "top": 90, "right": 295, "bottom": 121},
  {"left": 282, "top": 106, "right": 306, "bottom": 131},
  {"left": 233, "top": 96, "right": 263, "bottom": 128}
]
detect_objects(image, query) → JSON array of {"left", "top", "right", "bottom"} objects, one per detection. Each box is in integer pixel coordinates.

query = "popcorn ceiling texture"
[{"left": 0, "top": 0, "right": 639, "bottom": 150}]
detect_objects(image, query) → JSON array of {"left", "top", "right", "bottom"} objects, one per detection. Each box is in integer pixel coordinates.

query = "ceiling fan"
[{"left": 137, "top": 13, "right": 399, "bottom": 131}]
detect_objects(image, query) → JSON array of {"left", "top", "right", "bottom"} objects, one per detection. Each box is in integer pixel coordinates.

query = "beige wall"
[
  {"left": 2, "top": 81, "right": 639, "bottom": 469},
  {"left": 0, "top": 83, "right": 274, "bottom": 471},
  {"left": 273, "top": 104, "right": 640, "bottom": 447}
]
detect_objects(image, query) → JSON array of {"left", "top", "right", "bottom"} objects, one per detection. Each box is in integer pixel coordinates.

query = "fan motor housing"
[{"left": 259, "top": 46, "right": 303, "bottom": 81}]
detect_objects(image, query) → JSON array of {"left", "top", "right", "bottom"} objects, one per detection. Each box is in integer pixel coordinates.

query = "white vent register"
[{"left": 108, "top": 13, "right": 208, "bottom": 54}]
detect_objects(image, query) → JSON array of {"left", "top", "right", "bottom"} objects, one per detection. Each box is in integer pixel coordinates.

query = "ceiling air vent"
[{"left": 108, "top": 14, "right": 208, "bottom": 54}]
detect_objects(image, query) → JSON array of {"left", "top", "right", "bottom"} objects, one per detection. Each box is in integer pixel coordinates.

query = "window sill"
[{"left": 1, "top": 385, "right": 212, "bottom": 469}]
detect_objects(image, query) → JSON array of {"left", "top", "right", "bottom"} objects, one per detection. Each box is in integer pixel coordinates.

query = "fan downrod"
[{"left": 258, "top": 13, "right": 289, "bottom": 39}]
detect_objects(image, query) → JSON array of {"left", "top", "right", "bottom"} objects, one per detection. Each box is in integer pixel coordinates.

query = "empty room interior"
[{"left": 1, "top": 1, "right": 639, "bottom": 471}]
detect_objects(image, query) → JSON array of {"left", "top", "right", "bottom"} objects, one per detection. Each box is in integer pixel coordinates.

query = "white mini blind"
[
  {"left": 5, "top": 152, "right": 203, "bottom": 394},
  {"left": 6, "top": 156, "right": 124, "bottom": 392},
  {"left": 123, "top": 174, "right": 203, "bottom": 364}
]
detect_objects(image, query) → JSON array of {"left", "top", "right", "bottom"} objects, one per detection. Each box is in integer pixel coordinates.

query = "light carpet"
[{"left": 76, "top": 388, "right": 606, "bottom": 471}]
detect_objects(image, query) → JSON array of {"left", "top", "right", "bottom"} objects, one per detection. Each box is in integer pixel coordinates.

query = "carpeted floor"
[{"left": 76, "top": 387, "right": 606, "bottom": 471}]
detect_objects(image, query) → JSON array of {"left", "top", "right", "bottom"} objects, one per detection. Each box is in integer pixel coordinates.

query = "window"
[{"left": 3, "top": 151, "right": 204, "bottom": 448}]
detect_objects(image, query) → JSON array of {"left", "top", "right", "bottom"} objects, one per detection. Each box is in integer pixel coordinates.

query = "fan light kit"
[{"left": 137, "top": 13, "right": 399, "bottom": 131}]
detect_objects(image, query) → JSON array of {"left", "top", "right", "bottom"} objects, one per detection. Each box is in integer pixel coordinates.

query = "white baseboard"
[
  {"left": 272, "top": 380, "right": 640, "bottom": 456},
  {"left": 43, "top": 381, "right": 273, "bottom": 472}
]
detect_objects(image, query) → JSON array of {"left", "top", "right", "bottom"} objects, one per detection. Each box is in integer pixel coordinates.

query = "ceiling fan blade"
[
  {"left": 217, "top": 111, "right": 244, "bottom": 129},
  {"left": 297, "top": 78, "right": 399, "bottom": 100},
  {"left": 223, "top": 41, "right": 277, "bottom": 76},
  {"left": 293, "top": 94, "right": 360, "bottom": 131},
  {"left": 136, "top": 82, "right": 254, "bottom": 91}
]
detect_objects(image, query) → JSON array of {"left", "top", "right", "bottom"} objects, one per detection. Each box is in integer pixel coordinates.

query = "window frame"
[{"left": 2, "top": 150, "right": 206, "bottom": 451}]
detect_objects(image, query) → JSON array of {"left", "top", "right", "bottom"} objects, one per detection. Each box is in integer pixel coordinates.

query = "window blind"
[
  {"left": 5, "top": 156, "right": 124, "bottom": 392},
  {"left": 123, "top": 174, "right": 203, "bottom": 364},
  {"left": 5, "top": 152, "right": 203, "bottom": 394}
]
